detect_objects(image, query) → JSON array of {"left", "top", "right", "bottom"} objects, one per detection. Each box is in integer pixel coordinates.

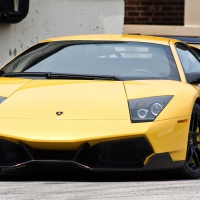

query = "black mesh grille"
[
  {"left": 0, "top": 137, "right": 153, "bottom": 169},
  {"left": 34, "top": 150, "right": 76, "bottom": 160},
  {"left": 77, "top": 137, "right": 153, "bottom": 169},
  {"left": 0, "top": 139, "right": 30, "bottom": 166}
]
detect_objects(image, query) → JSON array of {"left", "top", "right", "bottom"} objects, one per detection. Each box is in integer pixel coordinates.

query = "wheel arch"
[{"left": 156, "top": 84, "right": 199, "bottom": 121}]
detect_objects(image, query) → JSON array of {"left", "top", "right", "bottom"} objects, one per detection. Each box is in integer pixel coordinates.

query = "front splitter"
[{"left": 0, "top": 153, "right": 184, "bottom": 172}]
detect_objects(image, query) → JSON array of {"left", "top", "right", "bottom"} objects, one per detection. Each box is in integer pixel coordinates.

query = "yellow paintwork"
[
  {"left": 42, "top": 34, "right": 170, "bottom": 46},
  {"left": 0, "top": 77, "right": 32, "bottom": 97},
  {"left": 189, "top": 44, "right": 200, "bottom": 49},
  {"left": 0, "top": 34, "right": 199, "bottom": 165},
  {"left": 0, "top": 78, "right": 196, "bottom": 162},
  {"left": 0, "top": 80, "right": 129, "bottom": 119},
  {"left": 0, "top": 116, "right": 190, "bottom": 161},
  {"left": 124, "top": 80, "right": 198, "bottom": 120}
]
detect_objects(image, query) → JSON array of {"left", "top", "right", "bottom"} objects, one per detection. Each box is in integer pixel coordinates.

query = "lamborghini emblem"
[{"left": 56, "top": 112, "right": 63, "bottom": 116}]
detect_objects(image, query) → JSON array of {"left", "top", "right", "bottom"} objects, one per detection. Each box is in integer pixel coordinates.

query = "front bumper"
[
  {"left": 0, "top": 138, "right": 184, "bottom": 171},
  {"left": 0, "top": 116, "right": 190, "bottom": 170}
]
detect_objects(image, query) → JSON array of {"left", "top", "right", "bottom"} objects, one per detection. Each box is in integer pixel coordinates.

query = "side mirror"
[{"left": 0, "top": 0, "right": 29, "bottom": 23}]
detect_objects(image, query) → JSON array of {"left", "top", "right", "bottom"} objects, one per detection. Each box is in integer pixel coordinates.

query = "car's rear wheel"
[{"left": 180, "top": 103, "right": 200, "bottom": 178}]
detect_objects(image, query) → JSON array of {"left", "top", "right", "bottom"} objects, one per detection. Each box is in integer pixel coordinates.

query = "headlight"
[
  {"left": 128, "top": 96, "right": 173, "bottom": 122},
  {"left": 0, "top": 97, "right": 6, "bottom": 104}
]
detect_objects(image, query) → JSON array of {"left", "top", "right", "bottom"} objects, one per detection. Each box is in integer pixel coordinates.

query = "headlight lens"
[
  {"left": 128, "top": 96, "right": 173, "bottom": 122},
  {"left": 151, "top": 103, "right": 163, "bottom": 116},
  {"left": 0, "top": 97, "right": 6, "bottom": 104}
]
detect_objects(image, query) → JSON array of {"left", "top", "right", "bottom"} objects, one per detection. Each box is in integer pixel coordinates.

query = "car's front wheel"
[{"left": 180, "top": 103, "right": 200, "bottom": 179}]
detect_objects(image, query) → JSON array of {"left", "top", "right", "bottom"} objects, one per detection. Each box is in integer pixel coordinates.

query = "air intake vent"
[
  {"left": 77, "top": 137, "right": 153, "bottom": 169},
  {"left": 34, "top": 150, "right": 76, "bottom": 160},
  {"left": 0, "top": 139, "right": 30, "bottom": 166}
]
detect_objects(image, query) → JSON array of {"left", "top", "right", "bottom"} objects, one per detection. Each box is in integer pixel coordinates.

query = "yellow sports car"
[{"left": 0, "top": 35, "right": 200, "bottom": 178}]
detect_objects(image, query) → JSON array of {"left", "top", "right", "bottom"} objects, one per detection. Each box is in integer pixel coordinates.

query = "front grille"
[
  {"left": 0, "top": 139, "right": 30, "bottom": 166},
  {"left": 77, "top": 137, "right": 153, "bottom": 168},
  {"left": 0, "top": 137, "right": 153, "bottom": 170},
  {"left": 34, "top": 150, "right": 76, "bottom": 160}
]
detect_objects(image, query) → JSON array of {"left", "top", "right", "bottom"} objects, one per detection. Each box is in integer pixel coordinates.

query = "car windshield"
[{"left": 2, "top": 41, "right": 180, "bottom": 81}]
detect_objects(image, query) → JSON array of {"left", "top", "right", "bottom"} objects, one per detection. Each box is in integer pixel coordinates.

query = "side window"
[
  {"left": 175, "top": 43, "right": 200, "bottom": 73},
  {"left": 190, "top": 46, "right": 200, "bottom": 56}
]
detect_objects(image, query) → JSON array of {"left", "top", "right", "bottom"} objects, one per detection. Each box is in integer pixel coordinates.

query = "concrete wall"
[
  {"left": 185, "top": 0, "right": 200, "bottom": 26},
  {"left": 0, "top": 0, "right": 124, "bottom": 66}
]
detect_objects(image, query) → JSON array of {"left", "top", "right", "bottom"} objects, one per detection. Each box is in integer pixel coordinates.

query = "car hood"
[
  {"left": 0, "top": 78, "right": 129, "bottom": 119},
  {"left": 0, "top": 78, "right": 197, "bottom": 120}
]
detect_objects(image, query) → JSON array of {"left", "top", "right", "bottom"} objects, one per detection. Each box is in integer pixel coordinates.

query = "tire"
[{"left": 180, "top": 103, "right": 200, "bottom": 179}]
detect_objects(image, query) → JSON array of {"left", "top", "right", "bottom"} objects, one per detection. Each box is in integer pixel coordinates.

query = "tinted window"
[
  {"left": 176, "top": 43, "right": 200, "bottom": 73},
  {"left": 2, "top": 41, "right": 180, "bottom": 81}
]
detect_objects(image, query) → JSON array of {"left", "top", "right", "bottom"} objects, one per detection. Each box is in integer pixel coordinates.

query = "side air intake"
[
  {"left": 76, "top": 137, "right": 154, "bottom": 169},
  {"left": 0, "top": 139, "right": 30, "bottom": 166}
]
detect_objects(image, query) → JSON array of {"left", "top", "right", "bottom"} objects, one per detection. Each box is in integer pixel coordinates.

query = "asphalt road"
[{"left": 0, "top": 166, "right": 199, "bottom": 200}]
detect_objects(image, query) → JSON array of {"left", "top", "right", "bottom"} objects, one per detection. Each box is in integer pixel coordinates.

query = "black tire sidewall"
[{"left": 182, "top": 103, "right": 200, "bottom": 179}]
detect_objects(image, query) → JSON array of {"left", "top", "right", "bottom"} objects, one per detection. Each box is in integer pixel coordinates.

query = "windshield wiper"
[
  {"left": 46, "top": 73, "right": 120, "bottom": 81},
  {"left": 3, "top": 72, "right": 121, "bottom": 81},
  {"left": 4, "top": 72, "right": 48, "bottom": 77}
]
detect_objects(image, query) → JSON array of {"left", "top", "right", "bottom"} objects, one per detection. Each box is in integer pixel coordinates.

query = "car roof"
[
  {"left": 41, "top": 34, "right": 174, "bottom": 46},
  {"left": 159, "top": 36, "right": 200, "bottom": 44}
]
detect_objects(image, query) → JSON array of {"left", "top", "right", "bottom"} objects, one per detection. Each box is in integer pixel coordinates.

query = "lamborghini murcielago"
[{"left": 1, "top": 35, "right": 200, "bottom": 178}]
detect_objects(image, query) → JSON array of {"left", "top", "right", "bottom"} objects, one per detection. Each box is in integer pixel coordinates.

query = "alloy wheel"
[{"left": 186, "top": 108, "right": 200, "bottom": 171}]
